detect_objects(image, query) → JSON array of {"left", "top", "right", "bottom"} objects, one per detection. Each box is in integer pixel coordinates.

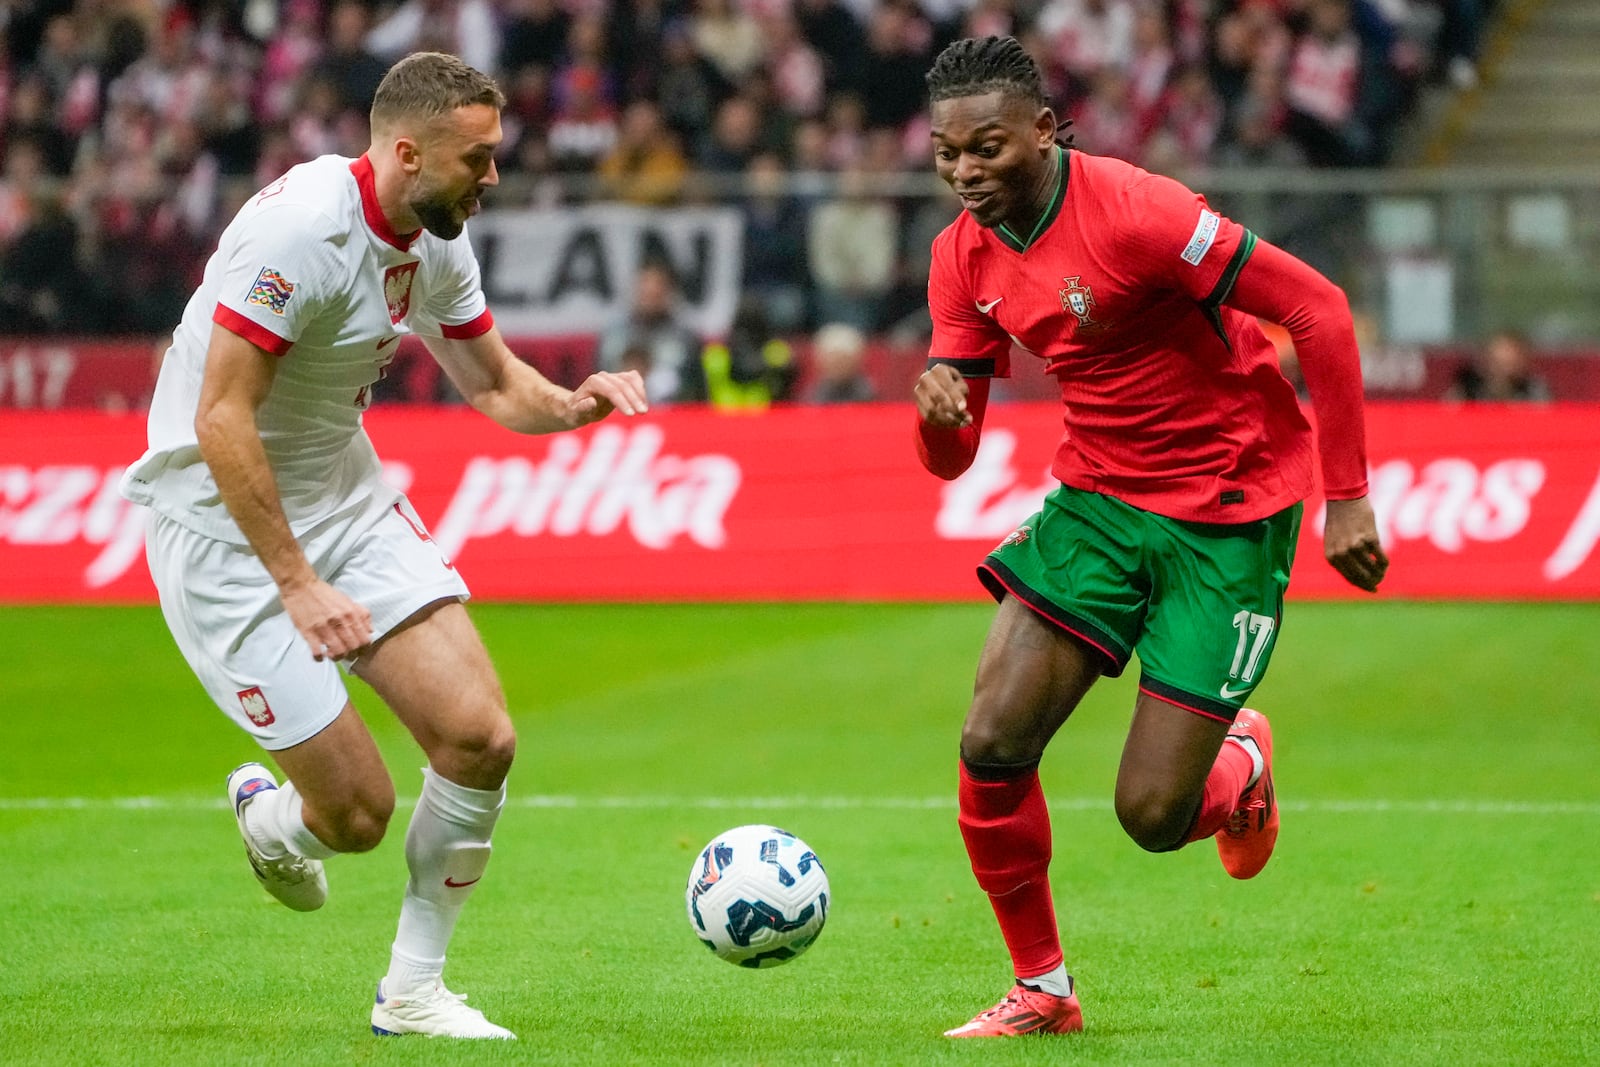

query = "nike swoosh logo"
[
  {"left": 976, "top": 297, "right": 1003, "bottom": 314},
  {"left": 376, "top": 335, "right": 400, "bottom": 350},
  {"left": 1219, "top": 681, "right": 1253, "bottom": 700},
  {"left": 443, "top": 876, "right": 481, "bottom": 888}
]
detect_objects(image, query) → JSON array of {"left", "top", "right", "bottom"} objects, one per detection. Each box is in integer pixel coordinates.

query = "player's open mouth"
[{"left": 958, "top": 191, "right": 995, "bottom": 211}]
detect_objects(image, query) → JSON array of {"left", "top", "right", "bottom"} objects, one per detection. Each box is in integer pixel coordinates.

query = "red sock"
[
  {"left": 1182, "top": 737, "right": 1256, "bottom": 844},
  {"left": 957, "top": 762, "right": 1062, "bottom": 978}
]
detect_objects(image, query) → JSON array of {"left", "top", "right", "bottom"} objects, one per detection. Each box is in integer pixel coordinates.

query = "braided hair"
[{"left": 925, "top": 36, "right": 1073, "bottom": 146}]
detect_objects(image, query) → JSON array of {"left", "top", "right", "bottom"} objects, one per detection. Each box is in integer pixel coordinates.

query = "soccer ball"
[{"left": 686, "top": 824, "right": 830, "bottom": 969}]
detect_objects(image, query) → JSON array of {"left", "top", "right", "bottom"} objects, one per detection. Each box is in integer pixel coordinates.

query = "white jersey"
[{"left": 121, "top": 153, "right": 493, "bottom": 544}]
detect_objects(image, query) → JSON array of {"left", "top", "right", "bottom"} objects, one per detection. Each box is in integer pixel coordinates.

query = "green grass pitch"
[{"left": 2, "top": 601, "right": 1597, "bottom": 1065}]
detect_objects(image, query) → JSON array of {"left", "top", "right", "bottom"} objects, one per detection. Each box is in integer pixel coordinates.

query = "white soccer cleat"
[
  {"left": 371, "top": 979, "right": 516, "bottom": 1039},
  {"left": 226, "top": 762, "right": 327, "bottom": 912}
]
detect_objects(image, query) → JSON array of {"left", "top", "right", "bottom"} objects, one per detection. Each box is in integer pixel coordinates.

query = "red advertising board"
[{"left": 3, "top": 404, "right": 1598, "bottom": 603}]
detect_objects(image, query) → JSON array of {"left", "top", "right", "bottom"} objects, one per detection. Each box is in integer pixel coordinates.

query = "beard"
[{"left": 409, "top": 176, "right": 472, "bottom": 240}]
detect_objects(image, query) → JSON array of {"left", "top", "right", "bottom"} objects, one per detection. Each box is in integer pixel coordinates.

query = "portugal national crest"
[
  {"left": 1059, "top": 276, "right": 1096, "bottom": 327},
  {"left": 998, "top": 525, "right": 1032, "bottom": 550}
]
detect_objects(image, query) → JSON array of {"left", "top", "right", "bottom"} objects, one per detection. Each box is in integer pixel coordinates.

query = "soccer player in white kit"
[{"left": 120, "top": 52, "right": 647, "bottom": 1040}]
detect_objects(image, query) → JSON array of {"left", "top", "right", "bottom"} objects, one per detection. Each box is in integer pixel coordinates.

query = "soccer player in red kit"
[{"left": 913, "top": 37, "right": 1389, "bottom": 1038}]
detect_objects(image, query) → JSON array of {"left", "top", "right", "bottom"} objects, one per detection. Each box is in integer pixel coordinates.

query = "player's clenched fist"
[{"left": 916, "top": 363, "right": 973, "bottom": 428}]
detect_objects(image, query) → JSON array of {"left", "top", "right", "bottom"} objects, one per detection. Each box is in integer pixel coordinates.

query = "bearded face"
[
  {"left": 408, "top": 168, "right": 479, "bottom": 240},
  {"left": 404, "top": 104, "right": 500, "bottom": 239}
]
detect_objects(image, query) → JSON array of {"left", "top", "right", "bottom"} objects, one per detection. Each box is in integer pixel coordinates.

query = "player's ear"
[
  {"left": 1034, "top": 107, "right": 1057, "bottom": 149},
  {"left": 394, "top": 136, "right": 422, "bottom": 175}
]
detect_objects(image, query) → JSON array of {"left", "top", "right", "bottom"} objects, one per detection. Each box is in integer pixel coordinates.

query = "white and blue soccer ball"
[{"left": 686, "top": 824, "right": 830, "bottom": 969}]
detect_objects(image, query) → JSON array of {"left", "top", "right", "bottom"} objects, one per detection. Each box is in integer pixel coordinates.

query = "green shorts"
[{"left": 979, "top": 485, "right": 1302, "bottom": 722}]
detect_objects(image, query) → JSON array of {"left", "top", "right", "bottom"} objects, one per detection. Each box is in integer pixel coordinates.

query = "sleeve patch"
[
  {"left": 1180, "top": 210, "right": 1221, "bottom": 267},
  {"left": 246, "top": 267, "right": 295, "bottom": 315}
]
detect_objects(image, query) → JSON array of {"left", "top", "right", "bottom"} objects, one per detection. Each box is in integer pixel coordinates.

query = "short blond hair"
[{"left": 370, "top": 52, "right": 504, "bottom": 132}]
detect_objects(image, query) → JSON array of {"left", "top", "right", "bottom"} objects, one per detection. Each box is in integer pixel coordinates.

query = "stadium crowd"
[{"left": 0, "top": 0, "right": 1484, "bottom": 360}]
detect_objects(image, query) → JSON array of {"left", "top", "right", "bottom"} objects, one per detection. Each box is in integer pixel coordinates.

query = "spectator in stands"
[
  {"left": 1126, "top": 2, "right": 1175, "bottom": 130},
  {"left": 312, "top": 2, "right": 389, "bottom": 115},
  {"left": 691, "top": 0, "right": 765, "bottom": 87},
  {"left": 1072, "top": 68, "right": 1143, "bottom": 163},
  {"left": 0, "top": 184, "right": 98, "bottom": 334},
  {"left": 597, "top": 99, "right": 689, "bottom": 206},
  {"left": 1036, "top": 0, "right": 1136, "bottom": 105},
  {"left": 255, "top": 0, "right": 322, "bottom": 124},
  {"left": 736, "top": 69, "right": 802, "bottom": 172},
  {"left": 5, "top": 74, "right": 76, "bottom": 175},
  {"left": 740, "top": 151, "right": 811, "bottom": 333},
  {"left": 194, "top": 67, "right": 261, "bottom": 177},
  {"left": 860, "top": 2, "right": 934, "bottom": 130},
  {"left": 807, "top": 163, "right": 898, "bottom": 332},
  {"left": 1447, "top": 330, "right": 1551, "bottom": 403},
  {"left": 1283, "top": 0, "right": 1393, "bottom": 166},
  {"left": 597, "top": 259, "right": 703, "bottom": 405},
  {"left": 1144, "top": 64, "right": 1222, "bottom": 174},
  {"left": 796, "top": 0, "right": 865, "bottom": 94},
  {"left": 365, "top": 0, "right": 500, "bottom": 79},
  {"left": 791, "top": 116, "right": 833, "bottom": 173},
  {"left": 823, "top": 92, "right": 869, "bottom": 169},
  {"left": 30, "top": 14, "right": 86, "bottom": 111},
  {"left": 155, "top": 118, "right": 220, "bottom": 237},
  {"left": 497, "top": 63, "right": 552, "bottom": 175},
  {"left": 551, "top": 12, "right": 616, "bottom": 113},
  {"left": 546, "top": 65, "right": 618, "bottom": 174},
  {"left": 805, "top": 322, "right": 877, "bottom": 404},
  {"left": 288, "top": 75, "right": 346, "bottom": 161},
  {"left": 697, "top": 92, "right": 766, "bottom": 176},
  {"left": 501, "top": 0, "right": 572, "bottom": 75},
  {"left": 961, "top": 0, "right": 1021, "bottom": 41},
  {"left": 604, "top": 1, "right": 668, "bottom": 105},
  {"left": 1214, "top": 84, "right": 1302, "bottom": 167},
  {"left": 763, "top": 11, "right": 827, "bottom": 120},
  {"left": 0, "top": 136, "right": 46, "bottom": 250},
  {"left": 652, "top": 19, "right": 731, "bottom": 149},
  {"left": 696, "top": 298, "right": 798, "bottom": 411}
]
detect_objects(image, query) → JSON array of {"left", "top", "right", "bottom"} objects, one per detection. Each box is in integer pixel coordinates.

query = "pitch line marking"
[{"left": 1, "top": 795, "right": 1597, "bottom": 816}]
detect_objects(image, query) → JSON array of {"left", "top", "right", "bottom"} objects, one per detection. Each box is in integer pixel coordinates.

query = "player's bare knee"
[
  {"left": 326, "top": 789, "right": 395, "bottom": 853},
  {"left": 1114, "top": 788, "right": 1191, "bottom": 853},
  {"left": 960, "top": 717, "right": 1040, "bottom": 770},
  {"left": 437, "top": 713, "right": 516, "bottom": 784}
]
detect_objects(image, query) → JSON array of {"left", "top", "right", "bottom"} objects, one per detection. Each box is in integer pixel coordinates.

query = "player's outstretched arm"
[
  {"left": 914, "top": 364, "right": 990, "bottom": 480},
  {"left": 195, "top": 327, "right": 374, "bottom": 660},
  {"left": 427, "top": 327, "right": 647, "bottom": 433},
  {"left": 1222, "top": 240, "right": 1388, "bottom": 592}
]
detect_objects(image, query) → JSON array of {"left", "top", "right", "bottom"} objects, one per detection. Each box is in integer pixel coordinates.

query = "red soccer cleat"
[
  {"left": 943, "top": 982, "right": 1084, "bottom": 1038},
  {"left": 1216, "top": 708, "right": 1278, "bottom": 879}
]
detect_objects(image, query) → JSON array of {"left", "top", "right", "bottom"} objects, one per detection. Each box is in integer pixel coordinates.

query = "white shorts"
[{"left": 146, "top": 495, "right": 471, "bottom": 750}]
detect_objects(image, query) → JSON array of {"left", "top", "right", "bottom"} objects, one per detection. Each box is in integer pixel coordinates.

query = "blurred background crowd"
[{"left": 0, "top": 0, "right": 1505, "bottom": 405}]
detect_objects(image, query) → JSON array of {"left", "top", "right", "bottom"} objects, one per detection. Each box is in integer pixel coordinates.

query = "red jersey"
[{"left": 928, "top": 147, "right": 1333, "bottom": 524}]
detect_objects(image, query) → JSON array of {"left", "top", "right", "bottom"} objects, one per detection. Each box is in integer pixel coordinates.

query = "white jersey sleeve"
[
  {"left": 409, "top": 225, "right": 493, "bottom": 340},
  {"left": 211, "top": 200, "right": 353, "bottom": 355}
]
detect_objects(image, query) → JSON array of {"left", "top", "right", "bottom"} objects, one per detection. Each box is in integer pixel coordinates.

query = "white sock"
[
  {"left": 1019, "top": 964, "right": 1073, "bottom": 998},
  {"left": 243, "top": 780, "right": 337, "bottom": 860},
  {"left": 1228, "top": 735, "right": 1265, "bottom": 790},
  {"left": 385, "top": 767, "right": 504, "bottom": 994}
]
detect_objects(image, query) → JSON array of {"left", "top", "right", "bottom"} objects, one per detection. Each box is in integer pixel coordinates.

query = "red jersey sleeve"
[
  {"left": 927, "top": 224, "right": 1011, "bottom": 378},
  {"left": 1223, "top": 240, "right": 1370, "bottom": 500},
  {"left": 1113, "top": 171, "right": 1254, "bottom": 306}
]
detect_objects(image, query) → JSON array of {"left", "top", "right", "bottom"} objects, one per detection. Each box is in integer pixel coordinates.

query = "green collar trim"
[{"left": 996, "top": 146, "right": 1067, "bottom": 254}]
